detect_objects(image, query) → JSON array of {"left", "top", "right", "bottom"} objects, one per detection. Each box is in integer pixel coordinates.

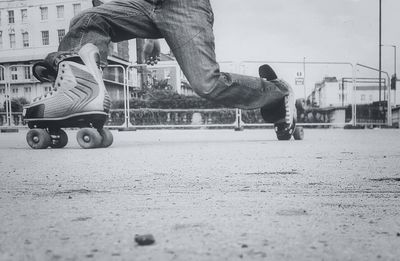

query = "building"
[
  {"left": 308, "top": 76, "right": 389, "bottom": 108},
  {"left": 308, "top": 77, "right": 341, "bottom": 108},
  {"left": 140, "top": 52, "right": 197, "bottom": 96},
  {"left": 0, "top": 0, "right": 131, "bottom": 106}
]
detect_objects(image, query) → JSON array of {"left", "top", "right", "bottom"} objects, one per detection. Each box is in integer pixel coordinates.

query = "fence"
[
  {"left": 237, "top": 61, "right": 357, "bottom": 128},
  {"left": 354, "top": 64, "right": 392, "bottom": 126},
  {"left": 0, "top": 61, "right": 396, "bottom": 129},
  {"left": 0, "top": 65, "right": 12, "bottom": 127}
]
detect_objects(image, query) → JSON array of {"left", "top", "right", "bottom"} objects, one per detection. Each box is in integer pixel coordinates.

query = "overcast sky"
[
  {"left": 204, "top": 0, "right": 399, "bottom": 96},
  {"left": 211, "top": 0, "right": 399, "bottom": 73}
]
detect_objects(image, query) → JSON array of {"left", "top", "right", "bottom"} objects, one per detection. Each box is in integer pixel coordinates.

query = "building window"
[
  {"left": 24, "top": 67, "right": 31, "bottom": 79},
  {"left": 41, "top": 31, "right": 49, "bottom": 45},
  {"left": 73, "top": 4, "right": 81, "bottom": 16},
  {"left": 24, "top": 87, "right": 31, "bottom": 93},
  {"left": 56, "top": 5, "right": 64, "bottom": 19},
  {"left": 22, "top": 32, "right": 29, "bottom": 47},
  {"left": 40, "top": 7, "right": 48, "bottom": 20},
  {"left": 0, "top": 32, "right": 3, "bottom": 49},
  {"left": 44, "top": 86, "right": 52, "bottom": 92},
  {"left": 369, "top": 95, "right": 373, "bottom": 101},
  {"left": 9, "top": 33, "right": 16, "bottom": 48},
  {"left": 8, "top": 10, "right": 15, "bottom": 24},
  {"left": 0, "top": 88, "right": 5, "bottom": 94},
  {"left": 361, "top": 94, "right": 366, "bottom": 101},
  {"left": 21, "top": 9, "right": 28, "bottom": 23},
  {"left": 57, "top": 29, "right": 65, "bottom": 43},
  {"left": 11, "top": 67, "right": 18, "bottom": 80},
  {"left": 0, "top": 68, "right": 4, "bottom": 81},
  {"left": 12, "top": 88, "right": 19, "bottom": 94}
]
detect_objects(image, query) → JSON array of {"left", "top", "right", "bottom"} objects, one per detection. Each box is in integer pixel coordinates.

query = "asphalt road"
[{"left": 1, "top": 128, "right": 400, "bottom": 261}]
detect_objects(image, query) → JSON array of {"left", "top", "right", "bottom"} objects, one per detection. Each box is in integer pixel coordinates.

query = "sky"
[
  {"left": 211, "top": 0, "right": 399, "bottom": 70},
  {"left": 204, "top": 0, "right": 400, "bottom": 97}
]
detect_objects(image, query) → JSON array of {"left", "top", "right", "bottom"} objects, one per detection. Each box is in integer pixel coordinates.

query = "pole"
[
  {"left": 379, "top": 0, "right": 382, "bottom": 102},
  {"left": 303, "top": 57, "right": 306, "bottom": 100},
  {"left": 342, "top": 78, "right": 345, "bottom": 107},
  {"left": 394, "top": 45, "right": 397, "bottom": 76},
  {"left": 136, "top": 39, "right": 146, "bottom": 90},
  {"left": 6, "top": 67, "right": 12, "bottom": 126},
  {"left": 394, "top": 45, "right": 397, "bottom": 106},
  {"left": 382, "top": 44, "right": 398, "bottom": 105}
]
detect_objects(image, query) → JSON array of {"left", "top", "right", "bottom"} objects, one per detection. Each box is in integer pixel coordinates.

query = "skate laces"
[
  {"left": 33, "top": 86, "right": 59, "bottom": 102},
  {"left": 284, "top": 94, "right": 295, "bottom": 127}
]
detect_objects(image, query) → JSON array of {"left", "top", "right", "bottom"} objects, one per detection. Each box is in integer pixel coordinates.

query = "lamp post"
[
  {"left": 382, "top": 44, "right": 398, "bottom": 76},
  {"left": 394, "top": 45, "right": 397, "bottom": 77},
  {"left": 382, "top": 44, "right": 397, "bottom": 105},
  {"left": 303, "top": 57, "right": 306, "bottom": 101},
  {"left": 391, "top": 45, "right": 397, "bottom": 106},
  {"left": 393, "top": 45, "right": 397, "bottom": 106},
  {"left": 379, "top": 0, "right": 382, "bottom": 102}
]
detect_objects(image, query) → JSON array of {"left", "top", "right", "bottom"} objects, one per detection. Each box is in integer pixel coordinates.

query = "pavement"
[{"left": 0, "top": 128, "right": 400, "bottom": 261}]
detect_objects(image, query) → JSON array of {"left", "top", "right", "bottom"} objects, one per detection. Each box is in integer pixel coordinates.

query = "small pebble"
[{"left": 135, "top": 234, "right": 155, "bottom": 246}]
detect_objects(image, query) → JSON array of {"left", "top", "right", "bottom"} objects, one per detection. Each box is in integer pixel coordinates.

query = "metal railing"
[{"left": 0, "top": 61, "right": 395, "bottom": 129}]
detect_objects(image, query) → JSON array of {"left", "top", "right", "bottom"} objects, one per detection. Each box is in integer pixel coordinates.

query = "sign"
[{"left": 295, "top": 77, "right": 304, "bottom": 85}]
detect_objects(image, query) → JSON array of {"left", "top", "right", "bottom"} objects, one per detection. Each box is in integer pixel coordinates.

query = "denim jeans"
[{"left": 57, "top": 0, "right": 290, "bottom": 110}]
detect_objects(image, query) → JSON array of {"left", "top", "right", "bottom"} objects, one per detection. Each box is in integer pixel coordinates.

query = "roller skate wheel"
[
  {"left": 293, "top": 127, "right": 304, "bottom": 140},
  {"left": 98, "top": 128, "right": 113, "bottom": 148},
  {"left": 50, "top": 129, "right": 68, "bottom": 149},
  {"left": 276, "top": 131, "right": 292, "bottom": 141},
  {"left": 274, "top": 123, "right": 293, "bottom": 141},
  {"left": 76, "top": 128, "right": 102, "bottom": 149},
  {"left": 26, "top": 129, "right": 51, "bottom": 149}
]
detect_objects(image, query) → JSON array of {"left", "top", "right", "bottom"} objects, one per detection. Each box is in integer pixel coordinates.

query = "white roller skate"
[{"left": 23, "top": 44, "right": 113, "bottom": 149}]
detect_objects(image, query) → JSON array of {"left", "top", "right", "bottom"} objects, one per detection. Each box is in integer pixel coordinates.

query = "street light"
[
  {"left": 381, "top": 44, "right": 397, "bottom": 105},
  {"left": 379, "top": 0, "right": 382, "bottom": 102},
  {"left": 381, "top": 44, "right": 397, "bottom": 77}
]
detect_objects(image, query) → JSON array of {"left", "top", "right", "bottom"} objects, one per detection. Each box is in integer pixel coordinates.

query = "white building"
[
  {"left": 308, "top": 76, "right": 390, "bottom": 108},
  {"left": 342, "top": 78, "right": 389, "bottom": 105},
  {"left": 0, "top": 0, "right": 131, "bottom": 106},
  {"left": 310, "top": 77, "right": 342, "bottom": 108}
]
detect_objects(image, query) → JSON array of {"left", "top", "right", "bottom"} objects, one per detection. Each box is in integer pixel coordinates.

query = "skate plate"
[
  {"left": 25, "top": 112, "right": 108, "bottom": 129},
  {"left": 24, "top": 112, "right": 113, "bottom": 149}
]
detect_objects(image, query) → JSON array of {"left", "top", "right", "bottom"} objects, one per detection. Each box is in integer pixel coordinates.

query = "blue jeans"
[{"left": 57, "top": 0, "right": 289, "bottom": 109}]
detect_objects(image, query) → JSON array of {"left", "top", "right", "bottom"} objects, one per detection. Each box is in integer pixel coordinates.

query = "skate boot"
[
  {"left": 23, "top": 44, "right": 113, "bottom": 149},
  {"left": 258, "top": 64, "right": 304, "bottom": 140}
]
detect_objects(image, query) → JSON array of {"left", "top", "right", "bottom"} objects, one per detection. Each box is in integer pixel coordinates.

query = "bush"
[
  {"left": 3, "top": 97, "right": 29, "bottom": 112},
  {"left": 112, "top": 90, "right": 230, "bottom": 109}
]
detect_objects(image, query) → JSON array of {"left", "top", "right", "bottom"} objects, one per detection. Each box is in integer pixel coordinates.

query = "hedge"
[{"left": 111, "top": 90, "right": 229, "bottom": 109}]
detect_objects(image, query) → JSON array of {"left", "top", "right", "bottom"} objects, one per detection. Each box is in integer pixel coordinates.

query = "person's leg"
[
  {"left": 58, "top": 0, "right": 162, "bottom": 66},
  {"left": 25, "top": 0, "right": 162, "bottom": 122},
  {"left": 154, "top": 0, "right": 291, "bottom": 111}
]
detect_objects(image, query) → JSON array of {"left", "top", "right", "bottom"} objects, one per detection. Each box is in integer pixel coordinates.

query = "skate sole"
[{"left": 25, "top": 112, "right": 108, "bottom": 129}]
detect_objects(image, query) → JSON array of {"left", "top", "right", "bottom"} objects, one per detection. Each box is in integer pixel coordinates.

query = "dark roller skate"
[{"left": 259, "top": 64, "right": 304, "bottom": 141}]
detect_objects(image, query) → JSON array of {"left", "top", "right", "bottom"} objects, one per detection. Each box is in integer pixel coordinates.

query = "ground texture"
[{"left": 1, "top": 129, "right": 400, "bottom": 261}]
